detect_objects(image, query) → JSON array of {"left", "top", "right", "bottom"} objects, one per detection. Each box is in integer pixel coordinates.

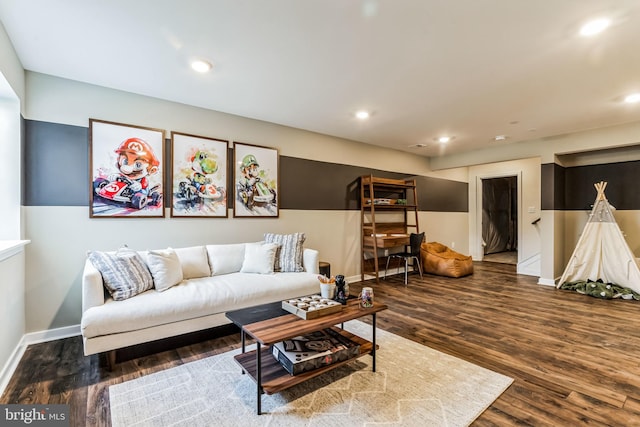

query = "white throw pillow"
[
  {"left": 146, "top": 248, "right": 184, "bottom": 291},
  {"left": 264, "top": 232, "right": 306, "bottom": 272},
  {"left": 206, "top": 243, "right": 246, "bottom": 275},
  {"left": 240, "top": 242, "right": 279, "bottom": 274},
  {"left": 174, "top": 246, "right": 211, "bottom": 279}
]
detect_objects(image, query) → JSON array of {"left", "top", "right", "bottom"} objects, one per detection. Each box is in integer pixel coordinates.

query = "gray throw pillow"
[
  {"left": 88, "top": 247, "right": 154, "bottom": 301},
  {"left": 264, "top": 232, "right": 306, "bottom": 272}
]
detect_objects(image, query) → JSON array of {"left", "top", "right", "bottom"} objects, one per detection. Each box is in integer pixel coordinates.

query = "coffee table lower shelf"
[{"left": 233, "top": 327, "right": 375, "bottom": 395}]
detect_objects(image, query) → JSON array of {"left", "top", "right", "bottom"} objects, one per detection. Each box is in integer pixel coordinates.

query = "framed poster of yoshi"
[
  {"left": 89, "top": 119, "right": 166, "bottom": 218},
  {"left": 170, "top": 132, "right": 229, "bottom": 217},
  {"left": 233, "top": 142, "right": 279, "bottom": 217}
]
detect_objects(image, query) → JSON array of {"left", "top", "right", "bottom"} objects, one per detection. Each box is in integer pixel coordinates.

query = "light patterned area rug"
[{"left": 110, "top": 321, "right": 512, "bottom": 427}]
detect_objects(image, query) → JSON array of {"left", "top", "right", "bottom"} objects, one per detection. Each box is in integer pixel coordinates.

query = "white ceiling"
[{"left": 1, "top": 0, "right": 640, "bottom": 158}]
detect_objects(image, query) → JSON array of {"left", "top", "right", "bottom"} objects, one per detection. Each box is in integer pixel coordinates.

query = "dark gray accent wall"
[
  {"left": 24, "top": 120, "right": 89, "bottom": 206},
  {"left": 24, "top": 119, "right": 469, "bottom": 211},
  {"left": 276, "top": 158, "right": 468, "bottom": 211},
  {"left": 542, "top": 160, "right": 640, "bottom": 210},
  {"left": 541, "top": 163, "right": 565, "bottom": 211},
  {"left": 415, "top": 176, "right": 468, "bottom": 212}
]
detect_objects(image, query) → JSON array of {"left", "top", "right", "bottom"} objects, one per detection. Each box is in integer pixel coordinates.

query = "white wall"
[
  {"left": 0, "top": 21, "right": 24, "bottom": 104},
  {"left": 433, "top": 120, "right": 640, "bottom": 284},
  {"left": 26, "top": 73, "right": 436, "bottom": 176},
  {"left": 24, "top": 207, "right": 370, "bottom": 330},
  {"left": 430, "top": 121, "right": 640, "bottom": 171},
  {"left": 467, "top": 157, "right": 541, "bottom": 276},
  {"left": 20, "top": 72, "right": 640, "bottom": 334},
  {"left": 0, "top": 21, "right": 26, "bottom": 394},
  {"left": 421, "top": 212, "right": 469, "bottom": 254},
  {"left": 0, "top": 96, "right": 21, "bottom": 240},
  {"left": 23, "top": 72, "right": 470, "bottom": 333},
  {"left": 0, "top": 249, "right": 25, "bottom": 392}
]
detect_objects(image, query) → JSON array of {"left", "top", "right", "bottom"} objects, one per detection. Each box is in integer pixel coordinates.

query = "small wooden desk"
[{"left": 365, "top": 234, "right": 409, "bottom": 248}]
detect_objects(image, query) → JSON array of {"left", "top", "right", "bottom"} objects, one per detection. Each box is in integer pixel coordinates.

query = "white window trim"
[{"left": 0, "top": 240, "right": 30, "bottom": 262}]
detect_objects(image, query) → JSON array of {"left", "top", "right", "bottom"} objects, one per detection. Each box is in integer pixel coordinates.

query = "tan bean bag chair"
[{"left": 421, "top": 242, "right": 474, "bottom": 278}]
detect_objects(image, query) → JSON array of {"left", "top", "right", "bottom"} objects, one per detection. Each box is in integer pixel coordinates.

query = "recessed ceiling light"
[
  {"left": 355, "top": 110, "right": 370, "bottom": 120},
  {"left": 494, "top": 135, "right": 508, "bottom": 141},
  {"left": 624, "top": 93, "right": 640, "bottom": 103},
  {"left": 580, "top": 18, "right": 610, "bottom": 37},
  {"left": 408, "top": 143, "right": 427, "bottom": 148},
  {"left": 191, "top": 59, "right": 213, "bottom": 73},
  {"left": 437, "top": 136, "right": 451, "bottom": 144}
]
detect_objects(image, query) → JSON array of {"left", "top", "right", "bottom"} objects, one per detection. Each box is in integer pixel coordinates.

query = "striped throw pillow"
[
  {"left": 264, "top": 233, "right": 306, "bottom": 272},
  {"left": 88, "top": 247, "right": 154, "bottom": 301}
]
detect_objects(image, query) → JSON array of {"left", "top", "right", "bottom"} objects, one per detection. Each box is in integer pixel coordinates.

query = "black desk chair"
[{"left": 384, "top": 232, "right": 424, "bottom": 285}]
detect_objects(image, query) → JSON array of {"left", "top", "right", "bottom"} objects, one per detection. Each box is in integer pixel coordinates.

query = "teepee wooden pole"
[{"left": 594, "top": 181, "right": 607, "bottom": 201}]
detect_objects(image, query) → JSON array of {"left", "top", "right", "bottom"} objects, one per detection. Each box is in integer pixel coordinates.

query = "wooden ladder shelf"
[{"left": 359, "top": 175, "right": 419, "bottom": 282}]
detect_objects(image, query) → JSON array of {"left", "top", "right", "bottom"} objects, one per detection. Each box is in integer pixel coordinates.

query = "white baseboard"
[
  {"left": 0, "top": 324, "right": 81, "bottom": 397},
  {"left": 348, "top": 267, "right": 407, "bottom": 284},
  {"left": 22, "top": 324, "right": 81, "bottom": 346},
  {"left": 0, "top": 340, "right": 27, "bottom": 398},
  {"left": 347, "top": 274, "right": 364, "bottom": 283},
  {"left": 517, "top": 253, "right": 540, "bottom": 277},
  {"left": 538, "top": 277, "right": 556, "bottom": 287}
]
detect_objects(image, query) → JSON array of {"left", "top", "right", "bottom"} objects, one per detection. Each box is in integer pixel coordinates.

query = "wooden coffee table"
[{"left": 226, "top": 298, "right": 388, "bottom": 414}]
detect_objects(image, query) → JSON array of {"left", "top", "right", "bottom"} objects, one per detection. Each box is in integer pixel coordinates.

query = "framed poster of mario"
[
  {"left": 89, "top": 119, "right": 166, "bottom": 218},
  {"left": 170, "top": 132, "right": 229, "bottom": 218},
  {"left": 233, "top": 142, "right": 279, "bottom": 217}
]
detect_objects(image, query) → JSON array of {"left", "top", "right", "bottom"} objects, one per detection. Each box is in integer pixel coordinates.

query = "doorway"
[{"left": 482, "top": 176, "right": 518, "bottom": 264}]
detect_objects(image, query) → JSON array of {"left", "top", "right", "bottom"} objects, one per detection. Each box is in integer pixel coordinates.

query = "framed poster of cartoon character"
[
  {"left": 170, "top": 132, "right": 229, "bottom": 217},
  {"left": 89, "top": 119, "right": 166, "bottom": 218},
  {"left": 233, "top": 142, "right": 279, "bottom": 218}
]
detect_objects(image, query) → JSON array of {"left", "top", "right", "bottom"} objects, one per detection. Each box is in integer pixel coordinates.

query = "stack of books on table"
[{"left": 271, "top": 328, "right": 360, "bottom": 375}]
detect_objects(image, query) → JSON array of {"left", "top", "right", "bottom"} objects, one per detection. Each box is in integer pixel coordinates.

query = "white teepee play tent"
[{"left": 557, "top": 181, "right": 640, "bottom": 294}]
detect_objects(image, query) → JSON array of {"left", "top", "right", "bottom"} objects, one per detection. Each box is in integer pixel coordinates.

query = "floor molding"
[
  {"left": 0, "top": 340, "right": 26, "bottom": 398},
  {"left": 22, "top": 324, "right": 81, "bottom": 346},
  {"left": 538, "top": 277, "right": 556, "bottom": 286},
  {"left": 0, "top": 324, "right": 81, "bottom": 397}
]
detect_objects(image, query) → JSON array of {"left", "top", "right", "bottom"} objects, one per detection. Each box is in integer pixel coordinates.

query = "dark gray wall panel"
[
  {"left": 280, "top": 157, "right": 410, "bottom": 210},
  {"left": 24, "top": 120, "right": 88, "bottom": 206},
  {"left": 280, "top": 157, "right": 468, "bottom": 211},
  {"left": 24, "top": 119, "right": 469, "bottom": 211},
  {"left": 415, "top": 176, "right": 468, "bottom": 212},
  {"left": 543, "top": 160, "right": 640, "bottom": 210},
  {"left": 564, "top": 161, "right": 640, "bottom": 210},
  {"left": 541, "top": 163, "right": 565, "bottom": 211}
]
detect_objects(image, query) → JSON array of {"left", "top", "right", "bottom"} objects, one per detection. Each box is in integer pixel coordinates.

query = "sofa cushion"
[
  {"left": 145, "top": 248, "right": 184, "bottom": 291},
  {"left": 174, "top": 246, "right": 210, "bottom": 279},
  {"left": 81, "top": 272, "right": 321, "bottom": 338},
  {"left": 240, "top": 242, "right": 279, "bottom": 274},
  {"left": 87, "top": 248, "right": 154, "bottom": 301},
  {"left": 206, "top": 243, "right": 246, "bottom": 275},
  {"left": 264, "top": 232, "right": 306, "bottom": 272}
]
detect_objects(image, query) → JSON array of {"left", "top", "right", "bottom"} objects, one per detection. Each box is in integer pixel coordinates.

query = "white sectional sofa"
[{"left": 81, "top": 236, "right": 319, "bottom": 366}]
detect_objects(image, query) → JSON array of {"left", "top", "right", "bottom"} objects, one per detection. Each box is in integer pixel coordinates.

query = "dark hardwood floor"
[{"left": 3, "top": 261, "right": 640, "bottom": 426}]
